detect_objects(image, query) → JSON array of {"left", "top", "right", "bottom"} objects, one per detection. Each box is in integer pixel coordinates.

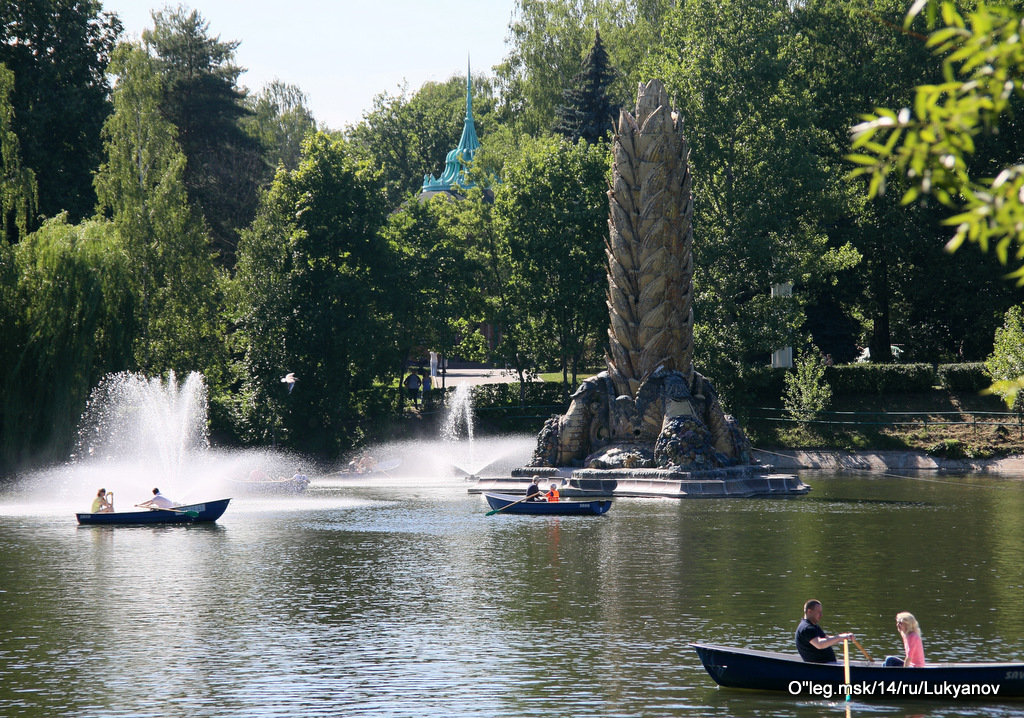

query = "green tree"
[
  {"left": 985, "top": 305, "right": 1024, "bottom": 411},
  {"left": 783, "top": 348, "right": 833, "bottom": 423},
  {"left": 233, "top": 132, "right": 391, "bottom": 455},
  {"left": 555, "top": 29, "right": 617, "bottom": 144},
  {"left": 0, "top": 62, "right": 36, "bottom": 242},
  {"left": 143, "top": 5, "right": 266, "bottom": 266},
  {"left": 644, "top": 0, "right": 858, "bottom": 400},
  {"left": 850, "top": 1, "right": 1024, "bottom": 281},
  {"left": 382, "top": 195, "right": 490, "bottom": 390},
  {"left": 346, "top": 73, "right": 497, "bottom": 207},
  {"left": 245, "top": 79, "right": 316, "bottom": 172},
  {"left": 0, "top": 0, "right": 120, "bottom": 224},
  {"left": 94, "top": 42, "right": 224, "bottom": 381},
  {"left": 493, "top": 135, "right": 610, "bottom": 389},
  {"left": 495, "top": 0, "right": 673, "bottom": 136},
  {"left": 2, "top": 216, "right": 134, "bottom": 470}
]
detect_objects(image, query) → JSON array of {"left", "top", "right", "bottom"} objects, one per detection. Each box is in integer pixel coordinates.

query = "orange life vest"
[{"left": 545, "top": 487, "right": 560, "bottom": 502}]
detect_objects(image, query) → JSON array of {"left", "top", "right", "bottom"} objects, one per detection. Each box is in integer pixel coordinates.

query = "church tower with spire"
[{"left": 421, "top": 60, "right": 482, "bottom": 195}]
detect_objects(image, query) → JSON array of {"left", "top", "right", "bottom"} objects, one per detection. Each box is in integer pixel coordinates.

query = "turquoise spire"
[{"left": 423, "top": 58, "right": 480, "bottom": 192}]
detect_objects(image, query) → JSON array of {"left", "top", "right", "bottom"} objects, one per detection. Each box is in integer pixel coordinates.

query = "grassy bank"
[{"left": 747, "top": 389, "right": 1024, "bottom": 459}]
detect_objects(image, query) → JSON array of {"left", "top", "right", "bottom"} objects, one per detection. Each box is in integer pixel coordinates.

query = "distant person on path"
[
  {"left": 421, "top": 370, "right": 432, "bottom": 408},
  {"left": 525, "top": 476, "right": 542, "bottom": 501},
  {"left": 430, "top": 351, "right": 439, "bottom": 378},
  {"left": 91, "top": 488, "right": 114, "bottom": 513},
  {"left": 138, "top": 487, "right": 175, "bottom": 510},
  {"left": 795, "top": 599, "right": 854, "bottom": 663},
  {"left": 884, "top": 612, "right": 926, "bottom": 667},
  {"left": 545, "top": 483, "right": 560, "bottom": 502},
  {"left": 403, "top": 371, "right": 421, "bottom": 408}
]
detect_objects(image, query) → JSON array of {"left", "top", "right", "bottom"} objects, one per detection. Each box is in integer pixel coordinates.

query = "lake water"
[{"left": 2, "top": 469, "right": 1024, "bottom": 717}]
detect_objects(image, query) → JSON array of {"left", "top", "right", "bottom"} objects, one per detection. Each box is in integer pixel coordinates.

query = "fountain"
[
  {"left": 328, "top": 384, "right": 534, "bottom": 484},
  {"left": 3, "top": 371, "right": 309, "bottom": 511},
  {"left": 73, "top": 371, "right": 210, "bottom": 485},
  {"left": 476, "top": 80, "right": 807, "bottom": 499}
]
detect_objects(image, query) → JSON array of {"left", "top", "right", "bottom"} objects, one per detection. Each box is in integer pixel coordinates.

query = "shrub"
[
  {"left": 936, "top": 363, "right": 990, "bottom": 392},
  {"left": 783, "top": 351, "right": 832, "bottom": 422},
  {"left": 985, "top": 306, "right": 1024, "bottom": 410},
  {"left": 825, "top": 363, "right": 935, "bottom": 395}
]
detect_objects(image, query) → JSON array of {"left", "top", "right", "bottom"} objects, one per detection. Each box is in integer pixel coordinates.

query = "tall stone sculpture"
[{"left": 531, "top": 80, "right": 751, "bottom": 471}]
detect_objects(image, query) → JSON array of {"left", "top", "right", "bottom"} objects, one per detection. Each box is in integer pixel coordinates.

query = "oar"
[
  {"left": 136, "top": 504, "right": 199, "bottom": 518},
  {"left": 852, "top": 637, "right": 873, "bottom": 663},
  {"left": 485, "top": 494, "right": 538, "bottom": 516},
  {"left": 843, "top": 638, "right": 851, "bottom": 703}
]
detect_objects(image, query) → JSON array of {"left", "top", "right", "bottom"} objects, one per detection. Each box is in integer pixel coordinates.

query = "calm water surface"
[{"left": 2, "top": 471, "right": 1024, "bottom": 717}]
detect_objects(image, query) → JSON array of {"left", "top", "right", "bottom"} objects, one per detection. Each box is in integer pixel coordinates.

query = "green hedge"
[
  {"left": 467, "top": 381, "right": 569, "bottom": 408},
  {"left": 936, "top": 362, "right": 991, "bottom": 392},
  {"left": 824, "top": 363, "right": 936, "bottom": 395}
]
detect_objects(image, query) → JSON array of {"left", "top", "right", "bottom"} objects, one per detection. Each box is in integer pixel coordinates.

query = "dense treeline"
[{"left": 0, "top": 0, "right": 1020, "bottom": 471}]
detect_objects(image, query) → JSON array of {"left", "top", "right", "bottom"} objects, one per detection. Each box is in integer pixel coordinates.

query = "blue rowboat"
[
  {"left": 76, "top": 498, "right": 231, "bottom": 526},
  {"left": 484, "top": 492, "right": 611, "bottom": 516},
  {"left": 692, "top": 642, "right": 1024, "bottom": 699}
]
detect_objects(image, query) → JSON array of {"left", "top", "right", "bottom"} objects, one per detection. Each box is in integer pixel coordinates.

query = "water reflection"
[{"left": 1, "top": 472, "right": 1023, "bottom": 717}]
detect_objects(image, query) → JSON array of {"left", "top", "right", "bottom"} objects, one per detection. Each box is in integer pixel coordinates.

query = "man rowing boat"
[{"left": 796, "top": 599, "right": 855, "bottom": 663}]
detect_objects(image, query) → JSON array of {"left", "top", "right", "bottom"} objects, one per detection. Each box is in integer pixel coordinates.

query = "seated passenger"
[
  {"left": 884, "top": 611, "right": 925, "bottom": 667},
  {"left": 91, "top": 488, "right": 114, "bottom": 513}
]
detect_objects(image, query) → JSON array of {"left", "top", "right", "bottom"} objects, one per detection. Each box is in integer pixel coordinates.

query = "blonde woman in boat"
[{"left": 884, "top": 611, "right": 926, "bottom": 667}]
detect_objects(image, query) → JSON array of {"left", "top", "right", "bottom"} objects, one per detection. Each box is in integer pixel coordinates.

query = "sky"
[{"left": 102, "top": 0, "right": 519, "bottom": 130}]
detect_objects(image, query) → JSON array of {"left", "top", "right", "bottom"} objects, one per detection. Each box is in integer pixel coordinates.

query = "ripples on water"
[{"left": 1, "top": 471, "right": 1024, "bottom": 717}]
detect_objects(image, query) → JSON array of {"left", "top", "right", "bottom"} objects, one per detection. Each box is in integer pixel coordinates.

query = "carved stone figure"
[{"left": 530, "top": 79, "right": 752, "bottom": 472}]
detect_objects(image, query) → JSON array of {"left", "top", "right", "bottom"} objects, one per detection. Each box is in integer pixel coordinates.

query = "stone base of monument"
[{"left": 467, "top": 465, "right": 809, "bottom": 499}]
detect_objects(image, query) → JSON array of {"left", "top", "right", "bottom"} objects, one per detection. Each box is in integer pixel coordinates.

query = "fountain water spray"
[
  {"left": 74, "top": 371, "right": 209, "bottom": 485},
  {"left": 441, "top": 384, "right": 476, "bottom": 475}
]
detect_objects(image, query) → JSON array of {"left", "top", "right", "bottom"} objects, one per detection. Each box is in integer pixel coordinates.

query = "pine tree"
[
  {"left": 143, "top": 6, "right": 266, "bottom": 267},
  {"left": 555, "top": 30, "right": 617, "bottom": 144}
]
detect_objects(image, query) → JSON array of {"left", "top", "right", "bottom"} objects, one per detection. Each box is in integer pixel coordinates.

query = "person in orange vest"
[{"left": 545, "top": 483, "right": 560, "bottom": 502}]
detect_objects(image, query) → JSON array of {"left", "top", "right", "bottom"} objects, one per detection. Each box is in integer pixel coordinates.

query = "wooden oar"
[
  {"left": 852, "top": 637, "right": 873, "bottom": 663},
  {"left": 485, "top": 493, "right": 539, "bottom": 516},
  {"left": 135, "top": 504, "right": 199, "bottom": 518},
  {"left": 843, "top": 639, "right": 851, "bottom": 703}
]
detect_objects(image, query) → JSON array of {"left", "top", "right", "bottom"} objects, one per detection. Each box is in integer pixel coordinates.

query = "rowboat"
[
  {"left": 484, "top": 492, "right": 611, "bottom": 516},
  {"left": 692, "top": 642, "right": 1024, "bottom": 699},
  {"left": 76, "top": 499, "right": 231, "bottom": 526}
]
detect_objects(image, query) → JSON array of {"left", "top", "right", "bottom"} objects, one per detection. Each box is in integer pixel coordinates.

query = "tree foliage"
[
  {"left": 555, "top": 30, "right": 617, "bottom": 144},
  {"left": 493, "top": 136, "right": 610, "bottom": 388},
  {"left": 0, "top": 62, "right": 35, "bottom": 242},
  {"left": 495, "top": 0, "right": 673, "bottom": 136},
  {"left": 1, "top": 216, "right": 134, "bottom": 468},
  {"left": 850, "top": 0, "right": 1024, "bottom": 282},
  {"left": 94, "top": 42, "right": 224, "bottom": 381},
  {"left": 985, "top": 305, "right": 1024, "bottom": 411},
  {"left": 143, "top": 5, "right": 266, "bottom": 266},
  {"left": 643, "top": 0, "right": 859, "bottom": 397},
  {"left": 0, "top": 0, "right": 120, "bottom": 224},
  {"left": 783, "top": 348, "right": 833, "bottom": 422},
  {"left": 381, "top": 194, "right": 492, "bottom": 389},
  {"left": 346, "top": 74, "right": 497, "bottom": 207},
  {"left": 233, "top": 132, "right": 391, "bottom": 455},
  {"left": 245, "top": 79, "right": 316, "bottom": 172}
]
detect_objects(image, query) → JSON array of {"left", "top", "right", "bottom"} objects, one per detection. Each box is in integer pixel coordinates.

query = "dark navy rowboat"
[
  {"left": 76, "top": 498, "right": 231, "bottom": 525},
  {"left": 484, "top": 492, "right": 611, "bottom": 516},
  {"left": 693, "top": 643, "right": 1024, "bottom": 699}
]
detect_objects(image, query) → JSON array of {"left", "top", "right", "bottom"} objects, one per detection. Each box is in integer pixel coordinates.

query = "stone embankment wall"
[{"left": 753, "top": 449, "right": 1024, "bottom": 475}]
